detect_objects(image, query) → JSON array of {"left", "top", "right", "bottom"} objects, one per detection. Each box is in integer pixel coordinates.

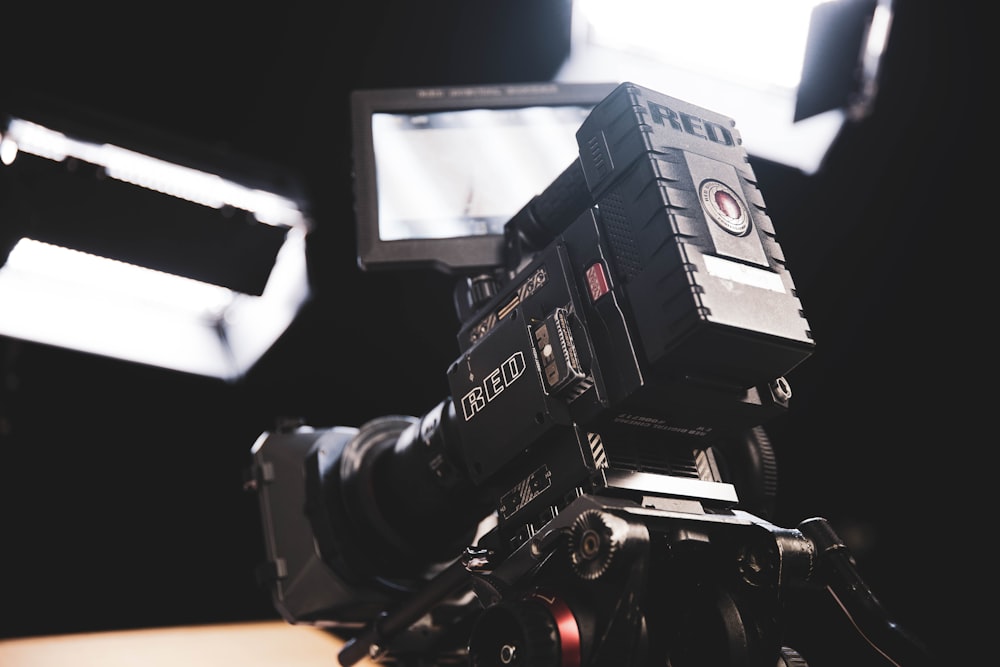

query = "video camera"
[{"left": 246, "top": 82, "right": 932, "bottom": 666}]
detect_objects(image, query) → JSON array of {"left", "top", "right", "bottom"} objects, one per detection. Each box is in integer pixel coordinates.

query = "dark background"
[{"left": 0, "top": 1, "right": 981, "bottom": 665}]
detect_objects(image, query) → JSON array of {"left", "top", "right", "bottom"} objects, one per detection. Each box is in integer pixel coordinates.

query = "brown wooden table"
[{"left": 0, "top": 620, "right": 379, "bottom": 667}]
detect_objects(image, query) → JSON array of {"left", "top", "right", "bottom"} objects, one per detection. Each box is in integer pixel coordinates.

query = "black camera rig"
[{"left": 246, "top": 82, "right": 932, "bottom": 666}]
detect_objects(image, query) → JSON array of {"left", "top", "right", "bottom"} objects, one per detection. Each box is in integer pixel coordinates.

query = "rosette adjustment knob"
[{"left": 567, "top": 509, "right": 626, "bottom": 581}]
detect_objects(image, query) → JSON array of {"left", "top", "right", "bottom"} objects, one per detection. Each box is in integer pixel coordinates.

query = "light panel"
[
  {"left": 576, "top": 0, "right": 820, "bottom": 92},
  {"left": 560, "top": 0, "right": 893, "bottom": 174},
  {"left": 0, "top": 114, "right": 312, "bottom": 381}
]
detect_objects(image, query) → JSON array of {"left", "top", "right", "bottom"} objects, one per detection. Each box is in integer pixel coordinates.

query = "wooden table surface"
[{"left": 0, "top": 620, "right": 380, "bottom": 667}]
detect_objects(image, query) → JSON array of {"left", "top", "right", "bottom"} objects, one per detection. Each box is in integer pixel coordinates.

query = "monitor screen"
[{"left": 351, "top": 82, "right": 616, "bottom": 274}]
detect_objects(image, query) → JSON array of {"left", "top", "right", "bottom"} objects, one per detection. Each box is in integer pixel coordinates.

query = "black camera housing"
[{"left": 247, "top": 83, "right": 882, "bottom": 667}]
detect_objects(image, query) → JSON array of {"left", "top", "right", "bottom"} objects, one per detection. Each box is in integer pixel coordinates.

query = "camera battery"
[{"left": 532, "top": 307, "right": 589, "bottom": 400}]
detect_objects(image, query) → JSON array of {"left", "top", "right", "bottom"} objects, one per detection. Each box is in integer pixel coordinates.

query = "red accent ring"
[{"left": 529, "top": 591, "right": 581, "bottom": 667}]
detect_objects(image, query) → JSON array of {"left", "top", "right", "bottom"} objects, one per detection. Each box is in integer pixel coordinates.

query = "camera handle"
[
  {"left": 797, "top": 517, "right": 935, "bottom": 667},
  {"left": 337, "top": 557, "right": 471, "bottom": 666}
]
